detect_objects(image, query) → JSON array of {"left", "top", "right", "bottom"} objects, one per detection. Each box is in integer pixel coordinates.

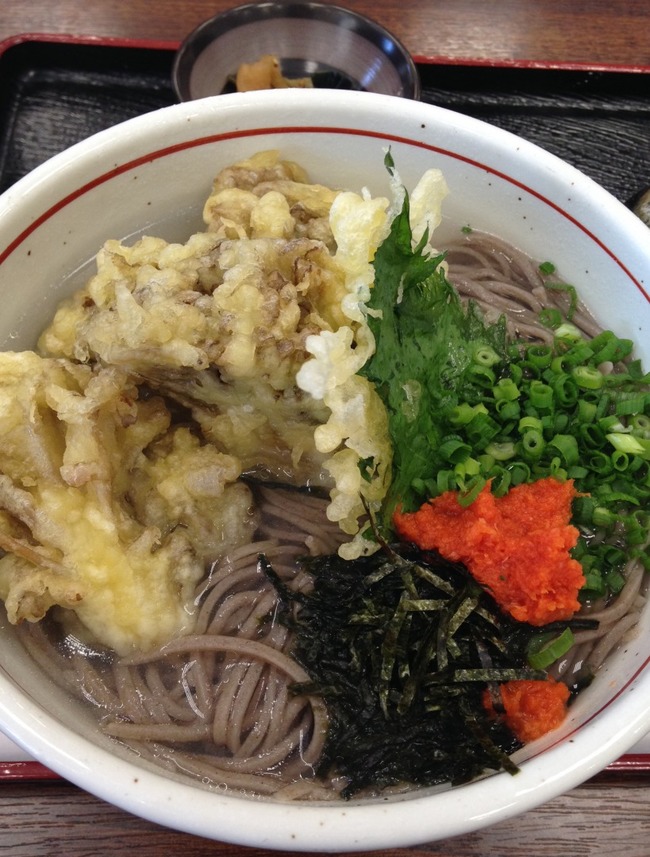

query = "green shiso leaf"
[{"left": 359, "top": 181, "right": 507, "bottom": 531}]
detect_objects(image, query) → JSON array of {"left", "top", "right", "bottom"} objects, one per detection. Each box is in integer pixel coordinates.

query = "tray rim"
[
  {"left": 0, "top": 32, "right": 180, "bottom": 60},
  {"left": 0, "top": 760, "right": 62, "bottom": 781},
  {"left": 1, "top": 31, "right": 650, "bottom": 75},
  {"left": 2, "top": 754, "right": 650, "bottom": 784}
]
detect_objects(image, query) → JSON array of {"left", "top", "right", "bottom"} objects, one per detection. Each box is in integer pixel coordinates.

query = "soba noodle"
[
  {"left": 14, "top": 230, "right": 648, "bottom": 799},
  {"left": 445, "top": 231, "right": 602, "bottom": 343},
  {"left": 19, "top": 487, "right": 346, "bottom": 799}
]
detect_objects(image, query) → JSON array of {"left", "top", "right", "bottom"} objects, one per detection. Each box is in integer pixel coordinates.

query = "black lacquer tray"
[{"left": 0, "top": 39, "right": 649, "bottom": 203}]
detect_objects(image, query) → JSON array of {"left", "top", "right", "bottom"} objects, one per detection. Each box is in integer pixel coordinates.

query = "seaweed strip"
[{"left": 264, "top": 543, "right": 565, "bottom": 797}]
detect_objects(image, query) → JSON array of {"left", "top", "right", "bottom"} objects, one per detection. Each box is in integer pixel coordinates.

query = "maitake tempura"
[{"left": 0, "top": 150, "right": 448, "bottom": 653}]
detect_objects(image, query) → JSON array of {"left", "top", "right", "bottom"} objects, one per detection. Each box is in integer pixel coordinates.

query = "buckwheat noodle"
[
  {"left": 445, "top": 231, "right": 602, "bottom": 343},
  {"left": 18, "top": 487, "right": 347, "bottom": 800},
  {"left": 15, "top": 231, "right": 647, "bottom": 798}
]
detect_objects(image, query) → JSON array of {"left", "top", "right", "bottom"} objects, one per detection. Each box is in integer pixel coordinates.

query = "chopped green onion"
[
  {"left": 528, "top": 381, "right": 554, "bottom": 411},
  {"left": 473, "top": 345, "right": 501, "bottom": 367},
  {"left": 507, "top": 370, "right": 524, "bottom": 393},
  {"left": 527, "top": 344, "right": 553, "bottom": 369},
  {"left": 548, "top": 434, "right": 580, "bottom": 466},
  {"left": 546, "top": 284, "right": 578, "bottom": 320},
  {"left": 593, "top": 506, "right": 617, "bottom": 527},
  {"left": 572, "top": 365, "right": 604, "bottom": 390},
  {"left": 567, "top": 465, "right": 589, "bottom": 479},
  {"left": 631, "top": 414, "right": 650, "bottom": 437},
  {"left": 599, "top": 414, "right": 626, "bottom": 432},
  {"left": 607, "top": 432, "right": 650, "bottom": 460},
  {"left": 493, "top": 378, "right": 520, "bottom": 402},
  {"left": 552, "top": 374, "right": 579, "bottom": 406},
  {"left": 577, "top": 399, "right": 598, "bottom": 423},
  {"left": 585, "top": 451, "right": 612, "bottom": 475},
  {"left": 468, "top": 365, "right": 497, "bottom": 388},
  {"left": 521, "top": 429, "right": 545, "bottom": 458},
  {"left": 495, "top": 399, "right": 521, "bottom": 420},
  {"left": 436, "top": 469, "right": 458, "bottom": 493},
  {"left": 595, "top": 392, "right": 612, "bottom": 419},
  {"left": 506, "top": 461, "right": 531, "bottom": 484},
  {"left": 478, "top": 453, "right": 496, "bottom": 471},
  {"left": 612, "top": 450, "right": 630, "bottom": 472},
  {"left": 605, "top": 567, "right": 627, "bottom": 594},
  {"left": 490, "top": 468, "right": 512, "bottom": 496},
  {"left": 519, "top": 360, "right": 543, "bottom": 380},
  {"left": 455, "top": 456, "right": 481, "bottom": 478},
  {"left": 591, "top": 332, "right": 634, "bottom": 364},
  {"left": 601, "top": 544, "right": 627, "bottom": 569},
  {"left": 539, "top": 307, "right": 563, "bottom": 329},
  {"left": 553, "top": 322, "right": 582, "bottom": 342},
  {"left": 581, "top": 568, "right": 605, "bottom": 596},
  {"left": 438, "top": 437, "right": 472, "bottom": 464},
  {"left": 448, "top": 403, "right": 482, "bottom": 426},
  {"left": 578, "top": 423, "right": 605, "bottom": 448},
  {"left": 612, "top": 338, "right": 635, "bottom": 362},
  {"left": 465, "top": 412, "right": 500, "bottom": 446},
  {"left": 485, "top": 441, "right": 517, "bottom": 461},
  {"left": 527, "top": 628, "right": 575, "bottom": 669},
  {"left": 627, "top": 521, "right": 649, "bottom": 546},
  {"left": 552, "top": 412, "right": 570, "bottom": 433},
  {"left": 567, "top": 343, "right": 595, "bottom": 365},
  {"left": 458, "top": 475, "right": 487, "bottom": 507},
  {"left": 572, "top": 495, "right": 595, "bottom": 524},
  {"left": 615, "top": 394, "right": 647, "bottom": 416},
  {"left": 548, "top": 457, "right": 568, "bottom": 480},
  {"left": 627, "top": 455, "right": 646, "bottom": 473},
  {"left": 518, "top": 415, "right": 543, "bottom": 433}
]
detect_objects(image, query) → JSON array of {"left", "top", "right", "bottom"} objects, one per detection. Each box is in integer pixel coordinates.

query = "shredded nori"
[{"left": 261, "top": 544, "right": 574, "bottom": 798}]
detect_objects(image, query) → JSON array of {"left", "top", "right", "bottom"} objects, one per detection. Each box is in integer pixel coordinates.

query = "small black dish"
[{"left": 172, "top": 1, "right": 420, "bottom": 101}]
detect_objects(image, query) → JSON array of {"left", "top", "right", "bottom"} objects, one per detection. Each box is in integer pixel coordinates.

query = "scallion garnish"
[{"left": 527, "top": 628, "right": 575, "bottom": 669}]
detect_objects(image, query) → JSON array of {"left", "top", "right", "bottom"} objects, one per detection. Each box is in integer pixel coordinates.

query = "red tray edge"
[
  {"left": 0, "top": 32, "right": 180, "bottom": 59},
  {"left": 2, "top": 754, "right": 649, "bottom": 783},
  {"left": 1, "top": 31, "right": 650, "bottom": 75},
  {"left": 1, "top": 761, "right": 62, "bottom": 781}
]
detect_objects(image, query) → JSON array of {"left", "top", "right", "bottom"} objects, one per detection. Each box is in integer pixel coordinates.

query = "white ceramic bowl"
[
  {"left": 0, "top": 89, "right": 649, "bottom": 851},
  {"left": 172, "top": 1, "right": 420, "bottom": 100}
]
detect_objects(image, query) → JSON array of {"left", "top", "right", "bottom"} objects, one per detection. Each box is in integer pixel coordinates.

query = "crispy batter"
[
  {"left": 1, "top": 151, "right": 444, "bottom": 648},
  {"left": 0, "top": 352, "right": 256, "bottom": 653},
  {"left": 40, "top": 151, "right": 346, "bottom": 486}
]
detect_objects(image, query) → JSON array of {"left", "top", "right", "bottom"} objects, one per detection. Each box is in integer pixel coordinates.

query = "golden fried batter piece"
[{"left": 0, "top": 353, "right": 256, "bottom": 653}]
